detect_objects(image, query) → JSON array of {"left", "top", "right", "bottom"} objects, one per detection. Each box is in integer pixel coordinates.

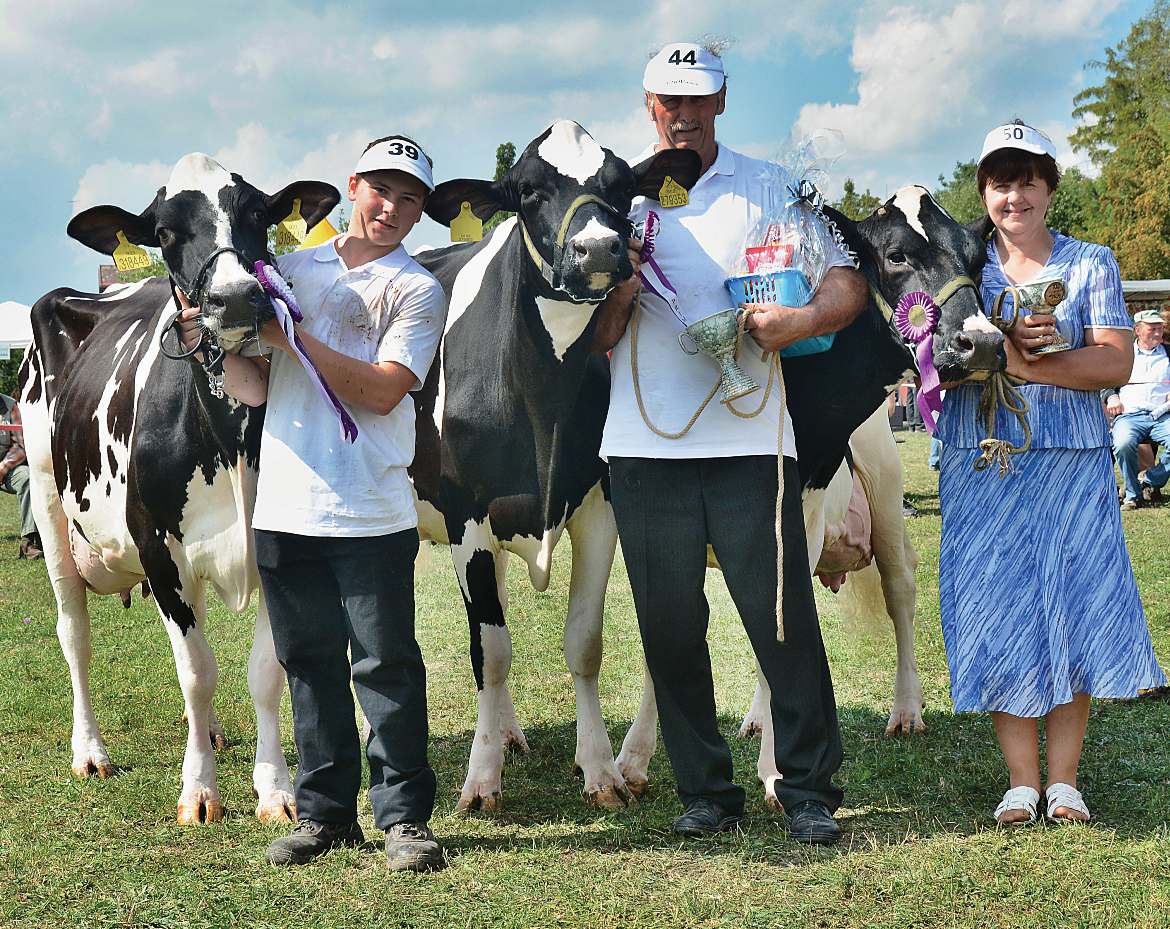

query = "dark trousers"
[
  {"left": 610, "top": 455, "right": 843, "bottom": 814},
  {"left": 255, "top": 528, "right": 436, "bottom": 830}
]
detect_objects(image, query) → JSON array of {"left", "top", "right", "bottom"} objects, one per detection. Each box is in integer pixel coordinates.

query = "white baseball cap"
[
  {"left": 643, "top": 42, "right": 726, "bottom": 96},
  {"left": 1134, "top": 309, "right": 1165, "bottom": 325},
  {"left": 353, "top": 135, "right": 435, "bottom": 192},
  {"left": 979, "top": 123, "right": 1058, "bottom": 165}
]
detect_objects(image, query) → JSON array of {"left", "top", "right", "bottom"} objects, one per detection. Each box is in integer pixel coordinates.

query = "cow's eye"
[
  {"left": 251, "top": 208, "right": 267, "bottom": 226},
  {"left": 157, "top": 228, "right": 174, "bottom": 247},
  {"left": 520, "top": 182, "right": 540, "bottom": 202},
  {"left": 886, "top": 250, "right": 907, "bottom": 265}
]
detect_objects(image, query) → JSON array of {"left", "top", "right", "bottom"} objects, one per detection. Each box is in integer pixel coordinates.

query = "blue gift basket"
[{"left": 724, "top": 269, "right": 836, "bottom": 357}]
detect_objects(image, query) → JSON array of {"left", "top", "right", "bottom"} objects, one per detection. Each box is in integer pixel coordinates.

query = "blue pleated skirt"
[{"left": 939, "top": 445, "right": 1165, "bottom": 716}]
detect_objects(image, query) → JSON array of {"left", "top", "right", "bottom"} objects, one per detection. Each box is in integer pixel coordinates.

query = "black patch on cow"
[
  {"left": 462, "top": 549, "right": 508, "bottom": 691},
  {"left": 106, "top": 446, "right": 118, "bottom": 478}
]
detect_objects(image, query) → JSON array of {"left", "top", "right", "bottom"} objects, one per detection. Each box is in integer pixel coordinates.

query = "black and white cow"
[
  {"left": 409, "top": 121, "right": 701, "bottom": 811},
  {"left": 19, "top": 154, "right": 338, "bottom": 823},
  {"left": 694, "top": 187, "right": 999, "bottom": 798}
]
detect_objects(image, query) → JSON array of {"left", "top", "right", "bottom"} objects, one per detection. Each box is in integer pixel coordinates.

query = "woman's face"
[{"left": 982, "top": 175, "right": 1053, "bottom": 238}]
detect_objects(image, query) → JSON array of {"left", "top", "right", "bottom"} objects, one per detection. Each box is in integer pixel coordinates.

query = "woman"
[{"left": 937, "top": 120, "right": 1165, "bottom": 826}]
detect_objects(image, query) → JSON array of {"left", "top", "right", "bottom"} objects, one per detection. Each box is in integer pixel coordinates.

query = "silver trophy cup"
[{"left": 678, "top": 308, "right": 760, "bottom": 403}]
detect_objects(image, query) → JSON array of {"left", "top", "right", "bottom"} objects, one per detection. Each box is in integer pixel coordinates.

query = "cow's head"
[
  {"left": 839, "top": 186, "right": 1001, "bottom": 383},
  {"left": 68, "top": 154, "right": 339, "bottom": 353},
  {"left": 425, "top": 120, "right": 702, "bottom": 303}
]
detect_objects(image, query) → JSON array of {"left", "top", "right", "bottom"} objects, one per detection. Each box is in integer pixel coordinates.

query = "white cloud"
[
  {"left": 72, "top": 158, "right": 171, "bottom": 213},
  {"left": 371, "top": 36, "right": 398, "bottom": 61},
  {"left": 113, "top": 48, "right": 192, "bottom": 96},
  {"left": 87, "top": 100, "right": 112, "bottom": 138}
]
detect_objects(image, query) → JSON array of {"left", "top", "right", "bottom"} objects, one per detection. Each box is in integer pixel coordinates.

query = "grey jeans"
[{"left": 0, "top": 463, "right": 36, "bottom": 538}]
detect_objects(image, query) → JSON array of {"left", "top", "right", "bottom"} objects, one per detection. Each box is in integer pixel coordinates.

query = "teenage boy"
[{"left": 179, "top": 134, "right": 447, "bottom": 871}]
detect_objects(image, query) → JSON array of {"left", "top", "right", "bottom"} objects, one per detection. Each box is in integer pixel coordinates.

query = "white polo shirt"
[
  {"left": 602, "top": 144, "right": 855, "bottom": 460},
  {"left": 1118, "top": 342, "right": 1170, "bottom": 414},
  {"left": 251, "top": 238, "right": 446, "bottom": 537}
]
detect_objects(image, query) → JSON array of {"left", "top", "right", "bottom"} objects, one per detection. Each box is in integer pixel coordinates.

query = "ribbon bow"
[
  {"left": 254, "top": 261, "right": 359, "bottom": 444},
  {"left": 637, "top": 210, "right": 686, "bottom": 326},
  {"left": 893, "top": 291, "right": 943, "bottom": 434}
]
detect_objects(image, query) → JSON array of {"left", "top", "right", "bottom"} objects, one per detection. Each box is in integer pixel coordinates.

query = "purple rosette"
[{"left": 893, "top": 291, "right": 943, "bottom": 434}]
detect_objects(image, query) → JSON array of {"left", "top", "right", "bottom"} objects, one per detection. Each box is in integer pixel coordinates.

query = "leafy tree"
[
  {"left": 0, "top": 351, "right": 22, "bottom": 398},
  {"left": 483, "top": 142, "right": 516, "bottom": 234},
  {"left": 1046, "top": 167, "right": 1098, "bottom": 239},
  {"left": 1071, "top": 1, "right": 1170, "bottom": 277},
  {"left": 933, "top": 160, "right": 983, "bottom": 224},
  {"left": 832, "top": 179, "right": 881, "bottom": 220}
]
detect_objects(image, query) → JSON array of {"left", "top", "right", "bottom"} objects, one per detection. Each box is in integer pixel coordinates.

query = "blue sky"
[{"left": 0, "top": 0, "right": 1150, "bottom": 306}]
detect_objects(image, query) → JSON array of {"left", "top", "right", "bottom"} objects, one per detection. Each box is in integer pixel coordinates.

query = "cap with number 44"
[
  {"left": 643, "top": 42, "right": 726, "bottom": 96},
  {"left": 979, "top": 123, "right": 1058, "bottom": 165},
  {"left": 354, "top": 135, "right": 435, "bottom": 192}
]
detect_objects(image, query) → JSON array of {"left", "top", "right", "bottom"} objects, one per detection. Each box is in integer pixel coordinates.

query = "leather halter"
[
  {"left": 869, "top": 274, "right": 978, "bottom": 325},
  {"left": 517, "top": 194, "right": 631, "bottom": 300}
]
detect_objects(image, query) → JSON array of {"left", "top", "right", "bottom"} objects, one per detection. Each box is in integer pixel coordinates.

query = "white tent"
[{"left": 0, "top": 301, "right": 32, "bottom": 356}]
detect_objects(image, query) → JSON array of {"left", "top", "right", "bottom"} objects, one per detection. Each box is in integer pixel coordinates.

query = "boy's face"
[{"left": 347, "top": 169, "right": 427, "bottom": 249}]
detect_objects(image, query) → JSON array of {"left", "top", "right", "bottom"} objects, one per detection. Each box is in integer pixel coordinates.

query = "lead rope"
[
  {"left": 974, "top": 287, "right": 1033, "bottom": 476},
  {"left": 629, "top": 295, "right": 788, "bottom": 640}
]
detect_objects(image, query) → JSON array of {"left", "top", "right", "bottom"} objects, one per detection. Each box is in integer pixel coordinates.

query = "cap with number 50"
[
  {"left": 643, "top": 42, "right": 726, "bottom": 95},
  {"left": 354, "top": 135, "right": 435, "bottom": 191},
  {"left": 979, "top": 122, "right": 1058, "bottom": 165}
]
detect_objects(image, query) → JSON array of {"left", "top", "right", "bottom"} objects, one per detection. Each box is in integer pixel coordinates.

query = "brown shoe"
[
  {"left": 1120, "top": 498, "right": 1141, "bottom": 512},
  {"left": 18, "top": 534, "right": 43, "bottom": 560}
]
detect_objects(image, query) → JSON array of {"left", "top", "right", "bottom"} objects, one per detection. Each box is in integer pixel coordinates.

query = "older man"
[
  {"left": 593, "top": 42, "right": 867, "bottom": 844},
  {"left": 1106, "top": 309, "right": 1170, "bottom": 509}
]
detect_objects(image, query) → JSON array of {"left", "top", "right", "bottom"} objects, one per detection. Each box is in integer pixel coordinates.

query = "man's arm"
[
  {"left": 261, "top": 320, "right": 417, "bottom": 416},
  {"left": 742, "top": 266, "right": 868, "bottom": 354},
  {"left": 591, "top": 237, "right": 643, "bottom": 353}
]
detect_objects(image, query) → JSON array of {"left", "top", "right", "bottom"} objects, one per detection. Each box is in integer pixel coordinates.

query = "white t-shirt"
[
  {"left": 601, "top": 144, "right": 854, "bottom": 460},
  {"left": 1118, "top": 343, "right": 1170, "bottom": 413},
  {"left": 251, "top": 238, "right": 446, "bottom": 537}
]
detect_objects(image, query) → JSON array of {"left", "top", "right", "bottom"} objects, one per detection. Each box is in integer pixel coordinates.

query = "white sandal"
[
  {"left": 994, "top": 786, "right": 1040, "bottom": 826},
  {"left": 1045, "top": 783, "right": 1091, "bottom": 824}
]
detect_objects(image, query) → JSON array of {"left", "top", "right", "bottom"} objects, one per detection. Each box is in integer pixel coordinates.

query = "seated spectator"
[
  {"left": 0, "top": 393, "right": 42, "bottom": 559},
  {"left": 1104, "top": 310, "right": 1170, "bottom": 510}
]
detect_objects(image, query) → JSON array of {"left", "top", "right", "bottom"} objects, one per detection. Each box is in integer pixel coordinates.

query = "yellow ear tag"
[
  {"left": 275, "top": 197, "right": 308, "bottom": 249},
  {"left": 450, "top": 201, "right": 483, "bottom": 243},
  {"left": 658, "top": 175, "right": 689, "bottom": 208},
  {"left": 298, "top": 216, "right": 338, "bottom": 251},
  {"left": 112, "top": 230, "right": 151, "bottom": 272}
]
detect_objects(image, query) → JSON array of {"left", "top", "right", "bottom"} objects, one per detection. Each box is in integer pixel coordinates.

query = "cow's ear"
[
  {"left": 424, "top": 179, "right": 510, "bottom": 226},
  {"left": 267, "top": 181, "right": 341, "bottom": 231},
  {"left": 965, "top": 215, "right": 995, "bottom": 241},
  {"left": 67, "top": 191, "right": 161, "bottom": 254},
  {"left": 631, "top": 148, "right": 703, "bottom": 199}
]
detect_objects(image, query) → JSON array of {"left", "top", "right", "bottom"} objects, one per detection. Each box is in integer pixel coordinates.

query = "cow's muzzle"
[{"left": 520, "top": 194, "right": 632, "bottom": 302}]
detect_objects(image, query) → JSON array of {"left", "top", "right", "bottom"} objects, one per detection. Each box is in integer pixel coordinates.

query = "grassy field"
[{"left": 1, "top": 432, "right": 1168, "bottom": 929}]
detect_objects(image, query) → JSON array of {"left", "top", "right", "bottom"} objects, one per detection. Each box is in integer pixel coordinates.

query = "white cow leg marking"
[
  {"left": 738, "top": 661, "right": 770, "bottom": 739},
  {"left": 459, "top": 623, "right": 512, "bottom": 813},
  {"left": 563, "top": 485, "right": 628, "bottom": 809},
  {"left": 162, "top": 584, "right": 224, "bottom": 825},
  {"left": 248, "top": 590, "right": 295, "bottom": 822},
  {"left": 615, "top": 663, "right": 657, "bottom": 797},
  {"left": 755, "top": 673, "right": 783, "bottom": 811}
]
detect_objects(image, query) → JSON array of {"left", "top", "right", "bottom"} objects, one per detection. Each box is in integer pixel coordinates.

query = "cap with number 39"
[
  {"left": 643, "top": 42, "right": 726, "bottom": 96},
  {"left": 354, "top": 135, "right": 435, "bottom": 191},
  {"left": 979, "top": 122, "right": 1058, "bottom": 165}
]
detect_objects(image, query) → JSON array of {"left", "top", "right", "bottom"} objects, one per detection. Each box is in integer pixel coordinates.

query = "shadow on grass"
[{"left": 420, "top": 696, "right": 1170, "bottom": 864}]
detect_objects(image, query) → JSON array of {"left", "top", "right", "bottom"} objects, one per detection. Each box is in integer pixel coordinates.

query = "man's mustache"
[{"left": 670, "top": 120, "right": 701, "bottom": 133}]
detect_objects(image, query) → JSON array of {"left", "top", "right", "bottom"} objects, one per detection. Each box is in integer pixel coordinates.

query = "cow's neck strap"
[
  {"left": 870, "top": 274, "right": 976, "bottom": 323},
  {"left": 517, "top": 193, "right": 628, "bottom": 299}
]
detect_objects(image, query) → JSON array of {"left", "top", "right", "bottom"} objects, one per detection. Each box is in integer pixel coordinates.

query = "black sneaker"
[
  {"left": 671, "top": 798, "right": 742, "bottom": 837},
  {"left": 1140, "top": 482, "right": 1162, "bottom": 504},
  {"left": 786, "top": 800, "right": 841, "bottom": 845},
  {"left": 265, "top": 819, "right": 364, "bottom": 866},
  {"left": 18, "top": 533, "right": 43, "bottom": 560},
  {"left": 385, "top": 822, "right": 444, "bottom": 872}
]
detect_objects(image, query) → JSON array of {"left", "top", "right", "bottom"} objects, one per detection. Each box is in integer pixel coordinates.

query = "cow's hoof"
[
  {"left": 616, "top": 759, "right": 650, "bottom": 797},
  {"left": 456, "top": 785, "right": 503, "bottom": 814},
  {"left": 72, "top": 756, "right": 116, "bottom": 779},
  {"left": 585, "top": 783, "right": 632, "bottom": 810},
  {"left": 737, "top": 717, "right": 764, "bottom": 739},
  {"left": 255, "top": 792, "right": 296, "bottom": 824},
  {"left": 884, "top": 710, "right": 926, "bottom": 736},
  {"left": 177, "top": 791, "right": 225, "bottom": 825}
]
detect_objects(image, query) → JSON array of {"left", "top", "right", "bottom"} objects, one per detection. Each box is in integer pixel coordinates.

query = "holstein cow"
[
  {"left": 618, "top": 187, "right": 997, "bottom": 798},
  {"left": 19, "top": 155, "right": 339, "bottom": 823},
  {"left": 409, "top": 120, "right": 701, "bottom": 811}
]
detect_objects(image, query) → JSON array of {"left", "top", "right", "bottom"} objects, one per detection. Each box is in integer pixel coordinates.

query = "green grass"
[{"left": 1, "top": 432, "right": 1168, "bottom": 928}]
